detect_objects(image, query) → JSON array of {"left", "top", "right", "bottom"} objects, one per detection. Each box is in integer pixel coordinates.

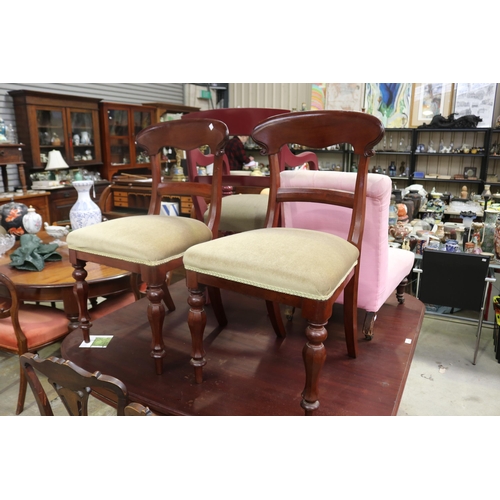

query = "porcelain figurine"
[{"left": 80, "top": 131, "right": 91, "bottom": 145}]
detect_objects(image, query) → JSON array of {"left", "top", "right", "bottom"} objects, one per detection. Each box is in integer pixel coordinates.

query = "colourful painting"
[
  {"left": 311, "top": 83, "right": 326, "bottom": 110},
  {"left": 365, "top": 83, "right": 412, "bottom": 128}
]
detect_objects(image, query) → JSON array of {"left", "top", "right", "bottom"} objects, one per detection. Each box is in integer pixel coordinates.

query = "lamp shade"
[{"left": 45, "top": 150, "right": 69, "bottom": 170}]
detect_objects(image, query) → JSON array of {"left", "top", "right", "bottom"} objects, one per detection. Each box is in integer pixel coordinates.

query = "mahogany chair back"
[{"left": 20, "top": 352, "right": 154, "bottom": 416}]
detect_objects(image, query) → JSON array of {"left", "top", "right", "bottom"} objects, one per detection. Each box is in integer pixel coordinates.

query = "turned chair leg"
[
  {"left": 363, "top": 311, "right": 377, "bottom": 340},
  {"left": 188, "top": 286, "right": 207, "bottom": 384},
  {"left": 145, "top": 282, "right": 166, "bottom": 375},
  {"left": 396, "top": 277, "right": 409, "bottom": 304},
  {"left": 301, "top": 321, "right": 327, "bottom": 416}
]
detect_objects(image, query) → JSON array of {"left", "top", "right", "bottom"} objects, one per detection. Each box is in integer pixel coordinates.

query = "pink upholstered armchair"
[{"left": 280, "top": 169, "right": 415, "bottom": 339}]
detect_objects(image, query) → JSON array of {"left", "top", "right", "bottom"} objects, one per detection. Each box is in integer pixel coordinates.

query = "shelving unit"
[
  {"left": 486, "top": 128, "right": 500, "bottom": 189},
  {"left": 412, "top": 127, "right": 489, "bottom": 196},
  {"left": 247, "top": 127, "right": 500, "bottom": 199}
]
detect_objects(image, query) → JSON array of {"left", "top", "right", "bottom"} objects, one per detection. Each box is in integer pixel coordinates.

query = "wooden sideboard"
[{"left": 98, "top": 176, "right": 193, "bottom": 219}]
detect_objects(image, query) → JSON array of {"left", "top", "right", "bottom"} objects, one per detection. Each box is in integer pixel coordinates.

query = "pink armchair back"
[{"left": 280, "top": 170, "right": 415, "bottom": 315}]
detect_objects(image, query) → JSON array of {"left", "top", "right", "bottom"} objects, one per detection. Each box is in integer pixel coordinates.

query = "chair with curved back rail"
[
  {"left": 0, "top": 272, "right": 70, "bottom": 415},
  {"left": 183, "top": 110, "right": 384, "bottom": 415},
  {"left": 66, "top": 118, "right": 229, "bottom": 376},
  {"left": 20, "top": 352, "right": 154, "bottom": 416},
  {"left": 182, "top": 108, "right": 318, "bottom": 233}
]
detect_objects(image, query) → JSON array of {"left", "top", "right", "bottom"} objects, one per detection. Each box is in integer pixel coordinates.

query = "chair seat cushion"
[
  {"left": 0, "top": 304, "right": 69, "bottom": 351},
  {"left": 205, "top": 194, "right": 268, "bottom": 232},
  {"left": 67, "top": 215, "right": 213, "bottom": 266},
  {"left": 184, "top": 227, "right": 359, "bottom": 300}
]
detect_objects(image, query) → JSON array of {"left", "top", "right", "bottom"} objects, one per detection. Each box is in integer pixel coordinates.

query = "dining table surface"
[{"left": 0, "top": 229, "right": 132, "bottom": 328}]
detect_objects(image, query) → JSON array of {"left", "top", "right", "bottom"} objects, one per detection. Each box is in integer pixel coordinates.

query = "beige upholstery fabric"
[
  {"left": 205, "top": 194, "right": 268, "bottom": 232},
  {"left": 183, "top": 227, "right": 359, "bottom": 300},
  {"left": 67, "top": 215, "right": 213, "bottom": 266}
]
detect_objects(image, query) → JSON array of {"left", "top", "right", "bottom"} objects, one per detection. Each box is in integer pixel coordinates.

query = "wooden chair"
[
  {"left": 183, "top": 110, "right": 384, "bottom": 415},
  {"left": 20, "top": 352, "right": 154, "bottom": 416},
  {"left": 183, "top": 108, "right": 318, "bottom": 233},
  {"left": 0, "top": 272, "right": 70, "bottom": 415},
  {"left": 67, "top": 118, "right": 229, "bottom": 375}
]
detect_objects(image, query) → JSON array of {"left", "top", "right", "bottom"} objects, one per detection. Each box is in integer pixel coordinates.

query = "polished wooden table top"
[
  {"left": 0, "top": 230, "right": 131, "bottom": 325},
  {"left": 62, "top": 280, "right": 425, "bottom": 416}
]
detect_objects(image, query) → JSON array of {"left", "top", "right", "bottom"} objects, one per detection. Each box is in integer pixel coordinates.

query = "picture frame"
[
  {"left": 453, "top": 83, "right": 497, "bottom": 128},
  {"left": 409, "top": 83, "right": 455, "bottom": 128},
  {"left": 325, "top": 83, "right": 365, "bottom": 111},
  {"left": 364, "top": 83, "right": 412, "bottom": 128}
]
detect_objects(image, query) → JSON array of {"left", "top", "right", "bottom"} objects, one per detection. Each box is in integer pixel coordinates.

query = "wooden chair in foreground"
[
  {"left": 20, "top": 352, "right": 154, "bottom": 416},
  {"left": 183, "top": 110, "right": 384, "bottom": 415},
  {"left": 0, "top": 272, "right": 70, "bottom": 415},
  {"left": 67, "top": 119, "right": 228, "bottom": 375}
]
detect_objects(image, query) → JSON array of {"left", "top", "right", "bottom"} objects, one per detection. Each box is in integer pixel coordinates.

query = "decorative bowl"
[
  {"left": 44, "top": 223, "right": 70, "bottom": 246},
  {"left": 0, "top": 233, "right": 16, "bottom": 257}
]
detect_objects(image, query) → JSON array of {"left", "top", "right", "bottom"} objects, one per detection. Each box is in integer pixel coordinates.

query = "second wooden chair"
[{"left": 67, "top": 119, "right": 229, "bottom": 375}]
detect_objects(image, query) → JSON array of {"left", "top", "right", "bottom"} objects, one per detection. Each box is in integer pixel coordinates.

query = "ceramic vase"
[
  {"left": 482, "top": 210, "right": 498, "bottom": 254},
  {"left": 69, "top": 180, "right": 102, "bottom": 230},
  {"left": 0, "top": 201, "right": 28, "bottom": 238},
  {"left": 22, "top": 205, "right": 42, "bottom": 234}
]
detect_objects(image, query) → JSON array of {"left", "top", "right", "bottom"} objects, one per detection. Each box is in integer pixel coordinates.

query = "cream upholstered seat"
[
  {"left": 185, "top": 227, "right": 359, "bottom": 300},
  {"left": 183, "top": 110, "right": 384, "bottom": 415},
  {"left": 67, "top": 118, "right": 229, "bottom": 375}
]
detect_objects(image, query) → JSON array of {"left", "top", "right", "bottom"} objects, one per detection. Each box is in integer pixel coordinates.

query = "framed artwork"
[
  {"left": 409, "top": 83, "right": 455, "bottom": 128},
  {"left": 325, "top": 83, "right": 365, "bottom": 111},
  {"left": 364, "top": 83, "right": 412, "bottom": 128},
  {"left": 453, "top": 83, "right": 497, "bottom": 128}
]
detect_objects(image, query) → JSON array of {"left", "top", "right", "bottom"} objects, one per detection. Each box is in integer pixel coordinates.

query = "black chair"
[{"left": 414, "top": 249, "right": 495, "bottom": 365}]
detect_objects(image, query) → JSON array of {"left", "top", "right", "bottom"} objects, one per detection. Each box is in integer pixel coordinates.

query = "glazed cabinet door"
[
  {"left": 133, "top": 108, "right": 153, "bottom": 166},
  {"left": 106, "top": 106, "right": 131, "bottom": 167},
  {"left": 66, "top": 107, "right": 102, "bottom": 167},
  {"left": 30, "top": 105, "right": 68, "bottom": 169},
  {"left": 100, "top": 103, "right": 156, "bottom": 180}
]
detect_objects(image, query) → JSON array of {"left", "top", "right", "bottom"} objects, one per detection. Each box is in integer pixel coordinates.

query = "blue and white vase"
[{"left": 69, "top": 180, "right": 102, "bottom": 230}]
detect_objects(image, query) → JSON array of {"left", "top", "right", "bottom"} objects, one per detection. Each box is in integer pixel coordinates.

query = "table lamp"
[{"left": 45, "top": 150, "right": 69, "bottom": 181}]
